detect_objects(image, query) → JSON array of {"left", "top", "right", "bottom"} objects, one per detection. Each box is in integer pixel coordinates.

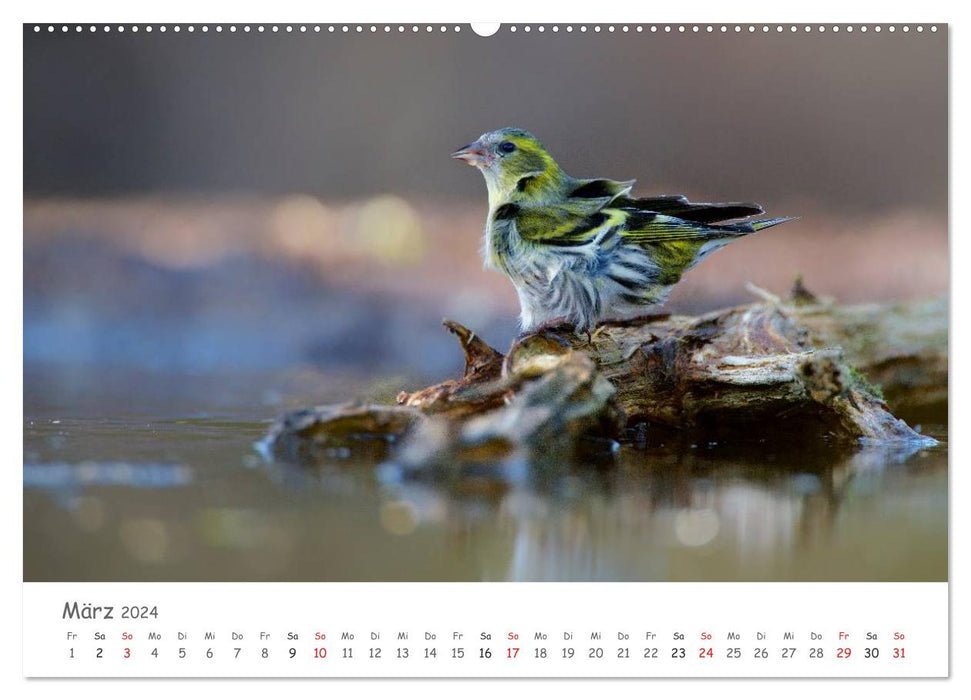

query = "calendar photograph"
[{"left": 23, "top": 22, "right": 947, "bottom": 588}]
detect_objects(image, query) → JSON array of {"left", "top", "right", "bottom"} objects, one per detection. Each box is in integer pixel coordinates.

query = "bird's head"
[{"left": 452, "top": 128, "right": 565, "bottom": 207}]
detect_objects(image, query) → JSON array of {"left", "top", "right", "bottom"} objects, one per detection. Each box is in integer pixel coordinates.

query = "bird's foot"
[
  {"left": 581, "top": 314, "right": 669, "bottom": 346},
  {"left": 518, "top": 317, "right": 579, "bottom": 346},
  {"left": 588, "top": 325, "right": 612, "bottom": 344}
]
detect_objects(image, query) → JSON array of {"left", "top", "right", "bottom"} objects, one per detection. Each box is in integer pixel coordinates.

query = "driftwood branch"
[
  {"left": 260, "top": 281, "right": 945, "bottom": 470},
  {"left": 779, "top": 281, "right": 947, "bottom": 416}
]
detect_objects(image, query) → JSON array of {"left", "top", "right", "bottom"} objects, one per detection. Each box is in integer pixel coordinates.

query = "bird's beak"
[{"left": 451, "top": 141, "right": 491, "bottom": 167}]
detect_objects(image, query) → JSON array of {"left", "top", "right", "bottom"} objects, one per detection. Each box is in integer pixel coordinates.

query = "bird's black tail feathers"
[{"left": 714, "top": 216, "right": 799, "bottom": 234}]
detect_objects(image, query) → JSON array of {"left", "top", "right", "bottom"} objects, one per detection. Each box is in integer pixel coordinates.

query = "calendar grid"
[{"left": 23, "top": 582, "right": 948, "bottom": 678}]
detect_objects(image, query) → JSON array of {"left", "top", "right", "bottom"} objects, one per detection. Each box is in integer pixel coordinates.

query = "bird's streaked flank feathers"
[{"left": 452, "top": 127, "right": 796, "bottom": 332}]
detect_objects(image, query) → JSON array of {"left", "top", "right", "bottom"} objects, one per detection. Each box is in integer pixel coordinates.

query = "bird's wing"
[
  {"left": 503, "top": 192, "right": 793, "bottom": 247},
  {"left": 498, "top": 200, "right": 625, "bottom": 247},
  {"left": 566, "top": 178, "right": 637, "bottom": 202},
  {"left": 567, "top": 179, "right": 767, "bottom": 225},
  {"left": 614, "top": 195, "right": 765, "bottom": 225},
  {"left": 617, "top": 208, "right": 795, "bottom": 245}
]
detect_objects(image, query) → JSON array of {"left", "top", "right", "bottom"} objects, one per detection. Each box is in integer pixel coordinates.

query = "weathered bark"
[
  {"left": 260, "top": 283, "right": 944, "bottom": 468},
  {"left": 774, "top": 282, "right": 947, "bottom": 417}
]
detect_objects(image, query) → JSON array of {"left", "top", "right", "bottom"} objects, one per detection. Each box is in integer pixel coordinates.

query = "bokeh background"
[{"left": 24, "top": 25, "right": 948, "bottom": 582}]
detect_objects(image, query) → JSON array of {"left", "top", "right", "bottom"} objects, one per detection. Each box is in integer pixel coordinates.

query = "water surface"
[{"left": 24, "top": 364, "right": 947, "bottom": 582}]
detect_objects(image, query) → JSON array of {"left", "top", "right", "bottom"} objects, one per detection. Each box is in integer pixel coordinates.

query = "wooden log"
[
  {"left": 261, "top": 285, "right": 944, "bottom": 465},
  {"left": 774, "top": 280, "right": 947, "bottom": 417}
]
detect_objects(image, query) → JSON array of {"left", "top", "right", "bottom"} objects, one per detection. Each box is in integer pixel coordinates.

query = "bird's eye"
[{"left": 499, "top": 141, "right": 517, "bottom": 154}]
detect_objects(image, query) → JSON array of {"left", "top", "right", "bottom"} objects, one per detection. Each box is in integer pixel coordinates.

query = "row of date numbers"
[{"left": 69, "top": 646, "right": 908, "bottom": 660}]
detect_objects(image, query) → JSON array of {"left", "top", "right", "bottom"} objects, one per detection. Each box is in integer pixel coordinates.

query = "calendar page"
[{"left": 20, "top": 8, "right": 950, "bottom": 686}]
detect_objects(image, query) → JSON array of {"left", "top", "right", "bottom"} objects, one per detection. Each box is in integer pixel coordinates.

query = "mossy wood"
[{"left": 263, "top": 283, "right": 945, "bottom": 468}]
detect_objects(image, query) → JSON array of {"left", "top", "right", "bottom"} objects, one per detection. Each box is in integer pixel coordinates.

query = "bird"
[{"left": 451, "top": 127, "right": 795, "bottom": 334}]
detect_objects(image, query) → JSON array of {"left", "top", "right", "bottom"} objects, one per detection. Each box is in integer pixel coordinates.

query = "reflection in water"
[
  {"left": 24, "top": 461, "right": 192, "bottom": 490},
  {"left": 23, "top": 375, "right": 947, "bottom": 583},
  {"left": 350, "top": 438, "right": 943, "bottom": 582}
]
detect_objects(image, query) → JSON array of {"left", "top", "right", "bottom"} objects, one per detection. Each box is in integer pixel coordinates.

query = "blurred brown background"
[
  {"left": 24, "top": 25, "right": 947, "bottom": 378},
  {"left": 25, "top": 26, "right": 946, "bottom": 208}
]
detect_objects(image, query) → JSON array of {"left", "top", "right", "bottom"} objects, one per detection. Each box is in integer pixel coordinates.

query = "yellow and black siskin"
[{"left": 453, "top": 127, "right": 794, "bottom": 332}]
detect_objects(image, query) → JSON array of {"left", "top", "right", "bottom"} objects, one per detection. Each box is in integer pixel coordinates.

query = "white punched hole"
[{"left": 471, "top": 23, "right": 500, "bottom": 37}]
